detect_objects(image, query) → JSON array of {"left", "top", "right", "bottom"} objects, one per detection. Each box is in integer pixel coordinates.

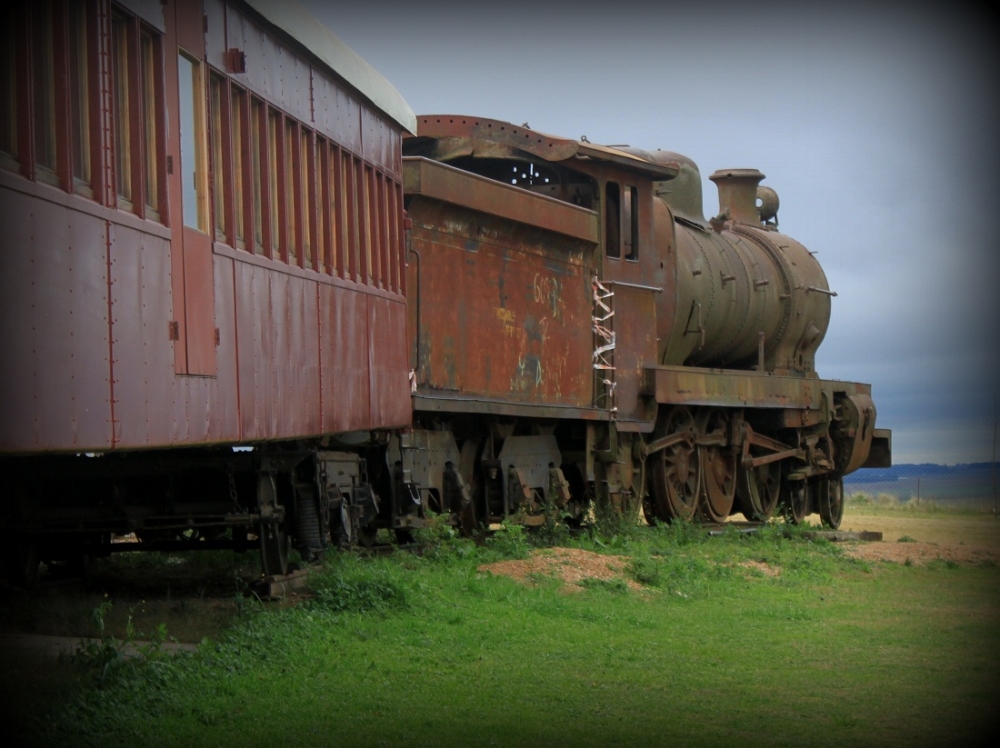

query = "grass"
[{"left": 7, "top": 519, "right": 1000, "bottom": 748}]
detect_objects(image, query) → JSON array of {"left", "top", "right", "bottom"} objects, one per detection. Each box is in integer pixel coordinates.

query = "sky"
[{"left": 302, "top": 0, "right": 1000, "bottom": 465}]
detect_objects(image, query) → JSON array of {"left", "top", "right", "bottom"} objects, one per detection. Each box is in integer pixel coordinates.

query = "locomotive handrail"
[
  {"left": 408, "top": 246, "right": 422, "bottom": 375},
  {"left": 601, "top": 280, "right": 663, "bottom": 293}
]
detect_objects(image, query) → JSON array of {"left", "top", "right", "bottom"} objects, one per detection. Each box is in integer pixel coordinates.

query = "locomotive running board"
[
  {"left": 412, "top": 393, "right": 611, "bottom": 421},
  {"left": 643, "top": 365, "right": 873, "bottom": 410}
]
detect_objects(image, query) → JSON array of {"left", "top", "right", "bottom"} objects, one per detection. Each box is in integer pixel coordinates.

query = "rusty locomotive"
[
  {"left": 397, "top": 116, "right": 890, "bottom": 536},
  {"left": 0, "top": 0, "right": 889, "bottom": 586}
]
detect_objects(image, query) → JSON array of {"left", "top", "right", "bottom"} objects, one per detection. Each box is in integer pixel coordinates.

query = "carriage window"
[
  {"left": 210, "top": 74, "right": 225, "bottom": 238},
  {"left": 624, "top": 184, "right": 638, "bottom": 261},
  {"left": 375, "top": 171, "right": 387, "bottom": 288},
  {"left": 267, "top": 109, "right": 280, "bottom": 257},
  {"left": 111, "top": 14, "right": 132, "bottom": 203},
  {"left": 358, "top": 160, "right": 370, "bottom": 283},
  {"left": 335, "top": 148, "right": 348, "bottom": 275},
  {"left": 342, "top": 151, "right": 355, "bottom": 278},
  {"left": 250, "top": 98, "right": 263, "bottom": 253},
  {"left": 69, "top": 3, "right": 91, "bottom": 191},
  {"left": 231, "top": 87, "right": 246, "bottom": 247},
  {"left": 1, "top": 15, "right": 18, "bottom": 169},
  {"left": 300, "top": 129, "right": 313, "bottom": 268},
  {"left": 605, "top": 181, "right": 621, "bottom": 259},
  {"left": 140, "top": 30, "right": 159, "bottom": 218},
  {"left": 178, "top": 52, "right": 207, "bottom": 230},
  {"left": 316, "top": 136, "right": 328, "bottom": 272},
  {"left": 283, "top": 118, "right": 296, "bottom": 262},
  {"left": 32, "top": 1, "right": 57, "bottom": 181},
  {"left": 284, "top": 121, "right": 296, "bottom": 263},
  {"left": 365, "top": 165, "right": 378, "bottom": 285}
]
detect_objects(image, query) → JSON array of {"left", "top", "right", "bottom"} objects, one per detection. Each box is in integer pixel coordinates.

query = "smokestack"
[{"left": 709, "top": 169, "right": 765, "bottom": 225}]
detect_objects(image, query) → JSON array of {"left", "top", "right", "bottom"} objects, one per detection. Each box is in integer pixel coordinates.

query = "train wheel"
[
  {"left": 783, "top": 480, "right": 809, "bottom": 525},
  {"left": 698, "top": 410, "right": 736, "bottom": 523},
  {"left": 737, "top": 461, "right": 782, "bottom": 522},
  {"left": 648, "top": 407, "right": 700, "bottom": 522},
  {"left": 819, "top": 475, "right": 845, "bottom": 529},
  {"left": 700, "top": 447, "right": 737, "bottom": 522}
]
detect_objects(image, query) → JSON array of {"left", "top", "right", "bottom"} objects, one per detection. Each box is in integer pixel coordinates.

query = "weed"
[
  {"left": 579, "top": 577, "right": 629, "bottom": 594},
  {"left": 72, "top": 600, "right": 173, "bottom": 689},
  {"left": 627, "top": 556, "right": 663, "bottom": 587},
  {"left": 309, "top": 561, "right": 409, "bottom": 615},
  {"left": 898, "top": 535, "right": 917, "bottom": 543},
  {"left": 484, "top": 521, "right": 530, "bottom": 560},
  {"left": 412, "top": 512, "right": 479, "bottom": 563}
]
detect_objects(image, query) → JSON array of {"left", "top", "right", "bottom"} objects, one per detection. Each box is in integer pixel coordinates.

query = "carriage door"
[{"left": 165, "top": 0, "right": 217, "bottom": 375}]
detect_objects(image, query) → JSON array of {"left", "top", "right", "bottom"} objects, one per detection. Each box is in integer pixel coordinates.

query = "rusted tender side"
[
  {"left": 404, "top": 156, "right": 598, "bottom": 414},
  {"left": 0, "top": 0, "right": 413, "bottom": 583}
]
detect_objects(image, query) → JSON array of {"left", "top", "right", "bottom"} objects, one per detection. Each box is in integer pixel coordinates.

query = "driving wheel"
[
  {"left": 698, "top": 410, "right": 736, "bottom": 523},
  {"left": 736, "top": 460, "right": 782, "bottom": 522},
  {"left": 648, "top": 407, "right": 700, "bottom": 522}
]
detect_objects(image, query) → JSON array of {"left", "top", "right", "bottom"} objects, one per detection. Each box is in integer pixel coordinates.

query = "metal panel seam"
[
  {"left": 231, "top": 258, "right": 243, "bottom": 441},
  {"left": 316, "top": 282, "right": 323, "bottom": 431},
  {"left": 105, "top": 219, "right": 117, "bottom": 448}
]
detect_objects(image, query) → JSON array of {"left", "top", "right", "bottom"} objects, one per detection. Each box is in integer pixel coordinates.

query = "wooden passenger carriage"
[{"left": 0, "top": 0, "right": 414, "bottom": 583}]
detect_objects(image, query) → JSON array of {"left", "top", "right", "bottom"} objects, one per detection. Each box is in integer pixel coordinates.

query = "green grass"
[{"left": 16, "top": 523, "right": 1000, "bottom": 748}]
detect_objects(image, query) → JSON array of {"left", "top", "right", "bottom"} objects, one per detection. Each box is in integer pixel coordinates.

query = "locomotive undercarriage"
[{"left": 387, "top": 401, "right": 855, "bottom": 543}]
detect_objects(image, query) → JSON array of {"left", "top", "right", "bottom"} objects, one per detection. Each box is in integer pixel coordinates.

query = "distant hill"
[{"left": 845, "top": 462, "right": 997, "bottom": 502}]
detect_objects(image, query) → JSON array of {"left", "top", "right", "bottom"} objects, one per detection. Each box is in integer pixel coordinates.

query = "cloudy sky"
[{"left": 303, "top": 0, "right": 1000, "bottom": 465}]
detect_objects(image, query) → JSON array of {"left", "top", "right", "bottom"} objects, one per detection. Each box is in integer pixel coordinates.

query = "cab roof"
[{"left": 408, "top": 115, "right": 679, "bottom": 180}]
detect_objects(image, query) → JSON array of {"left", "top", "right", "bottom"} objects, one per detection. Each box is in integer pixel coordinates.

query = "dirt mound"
[{"left": 478, "top": 548, "right": 643, "bottom": 591}]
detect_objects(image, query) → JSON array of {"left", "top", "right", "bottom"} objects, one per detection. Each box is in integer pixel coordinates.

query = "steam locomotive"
[{"left": 0, "top": 0, "right": 889, "bottom": 586}]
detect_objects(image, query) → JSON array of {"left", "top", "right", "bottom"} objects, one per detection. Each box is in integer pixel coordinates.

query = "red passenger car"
[{"left": 0, "top": 0, "right": 414, "bottom": 584}]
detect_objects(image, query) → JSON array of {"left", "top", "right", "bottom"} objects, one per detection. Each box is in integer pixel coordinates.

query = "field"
[{"left": 2, "top": 503, "right": 999, "bottom": 748}]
